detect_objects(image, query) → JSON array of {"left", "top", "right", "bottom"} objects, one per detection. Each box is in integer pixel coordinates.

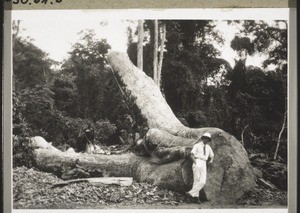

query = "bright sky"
[
  {"left": 16, "top": 19, "right": 130, "bottom": 63},
  {"left": 12, "top": 9, "right": 289, "bottom": 69}
]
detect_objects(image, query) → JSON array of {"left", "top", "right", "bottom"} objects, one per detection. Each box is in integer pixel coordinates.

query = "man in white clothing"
[{"left": 186, "top": 132, "right": 214, "bottom": 203}]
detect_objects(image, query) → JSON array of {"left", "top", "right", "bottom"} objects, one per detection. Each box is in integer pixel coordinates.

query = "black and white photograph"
[{"left": 10, "top": 9, "right": 290, "bottom": 211}]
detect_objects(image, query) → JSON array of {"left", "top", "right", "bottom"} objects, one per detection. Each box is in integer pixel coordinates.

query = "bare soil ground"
[{"left": 13, "top": 166, "right": 287, "bottom": 209}]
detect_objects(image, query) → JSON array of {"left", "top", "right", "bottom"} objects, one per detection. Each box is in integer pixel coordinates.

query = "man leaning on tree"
[{"left": 186, "top": 132, "right": 214, "bottom": 204}]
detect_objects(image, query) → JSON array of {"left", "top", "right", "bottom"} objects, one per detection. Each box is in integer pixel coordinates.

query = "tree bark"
[
  {"left": 32, "top": 51, "right": 256, "bottom": 204},
  {"left": 157, "top": 22, "right": 166, "bottom": 89},
  {"left": 34, "top": 149, "right": 194, "bottom": 194},
  {"left": 106, "top": 52, "right": 256, "bottom": 203},
  {"left": 107, "top": 51, "right": 200, "bottom": 138},
  {"left": 273, "top": 112, "right": 287, "bottom": 160},
  {"left": 137, "top": 20, "right": 144, "bottom": 70},
  {"left": 153, "top": 20, "right": 158, "bottom": 85},
  {"left": 241, "top": 124, "right": 249, "bottom": 145},
  {"left": 12, "top": 20, "right": 21, "bottom": 45}
]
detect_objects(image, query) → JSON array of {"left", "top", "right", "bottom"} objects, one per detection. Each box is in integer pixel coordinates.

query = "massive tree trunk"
[
  {"left": 107, "top": 52, "right": 199, "bottom": 138},
  {"left": 34, "top": 149, "right": 193, "bottom": 194},
  {"left": 33, "top": 51, "right": 256, "bottom": 204}
]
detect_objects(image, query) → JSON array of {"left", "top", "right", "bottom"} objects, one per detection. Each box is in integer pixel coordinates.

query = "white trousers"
[{"left": 188, "top": 160, "right": 207, "bottom": 197}]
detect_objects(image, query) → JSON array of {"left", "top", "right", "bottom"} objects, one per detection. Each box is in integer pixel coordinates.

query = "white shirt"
[{"left": 191, "top": 141, "right": 214, "bottom": 161}]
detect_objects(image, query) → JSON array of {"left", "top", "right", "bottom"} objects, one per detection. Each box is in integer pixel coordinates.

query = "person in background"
[
  {"left": 77, "top": 123, "right": 95, "bottom": 153},
  {"left": 84, "top": 123, "right": 95, "bottom": 153},
  {"left": 186, "top": 132, "right": 214, "bottom": 204}
]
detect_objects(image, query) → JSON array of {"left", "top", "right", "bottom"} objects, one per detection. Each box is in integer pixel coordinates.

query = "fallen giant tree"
[{"left": 32, "top": 51, "right": 256, "bottom": 204}]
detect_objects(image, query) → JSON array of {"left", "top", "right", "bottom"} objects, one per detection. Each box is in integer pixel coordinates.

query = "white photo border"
[{"left": 3, "top": 8, "right": 297, "bottom": 213}]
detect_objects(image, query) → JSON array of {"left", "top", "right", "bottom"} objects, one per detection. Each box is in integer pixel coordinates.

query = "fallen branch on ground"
[
  {"left": 257, "top": 178, "right": 278, "bottom": 190},
  {"left": 52, "top": 177, "right": 133, "bottom": 188}
]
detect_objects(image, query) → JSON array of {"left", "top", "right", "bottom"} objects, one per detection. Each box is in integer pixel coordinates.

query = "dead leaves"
[
  {"left": 14, "top": 166, "right": 286, "bottom": 209},
  {"left": 13, "top": 166, "right": 185, "bottom": 209},
  {"left": 238, "top": 185, "right": 287, "bottom": 206}
]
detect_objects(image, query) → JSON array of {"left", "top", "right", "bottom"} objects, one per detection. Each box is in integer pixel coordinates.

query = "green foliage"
[
  {"left": 13, "top": 34, "right": 58, "bottom": 140},
  {"left": 15, "top": 85, "right": 55, "bottom": 138},
  {"left": 127, "top": 20, "right": 228, "bottom": 115},
  {"left": 225, "top": 62, "right": 287, "bottom": 156},
  {"left": 241, "top": 20, "right": 287, "bottom": 69},
  {"left": 61, "top": 29, "right": 112, "bottom": 119},
  {"left": 58, "top": 30, "right": 132, "bottom": 126},
  {"left": 222, "top": 20, "right": 287, "bottom": 158},
  {"left": 13, "top": 37, "right": 56, "bottom": 90},
  {"left": 13, "top": 34, "right": 59, "bottom": 167},
  {"left": 13, "top": 28, "right": 129, "bottom": 153},
  {"left": 162, "top": 21, "right": 228, "bottom": 114},
  {"left": 47, "top": 116, "right": 117, "bottom": 147},
  {"left": 127, "top": 20, "right": 287, "bottom": 161},
  {"left": 64, "top": 29, "right": 110, "bottom": 73},
  {"left": 94, "top": 120, "right": 117, "bottom": 144},
  {"left": 13, "top": 136, "right": 35, "bottom": 168},
  {"left": 230, "top": 36, "right": 255, "bottom": 57},
  {"left": 13, "top": 91, "right": 32, "bottom": 137},
  {"left": 51, "top": 74, "right": 79, "bottom": 117},
  {"left": 12, "top": 19, "right": 288, "bottom": 165},
  {"left": 182, "top": 110, "right": 209, "bottom": 128},
  {"left": 201, "top": 85, "right": 233, "bottom": 131}
]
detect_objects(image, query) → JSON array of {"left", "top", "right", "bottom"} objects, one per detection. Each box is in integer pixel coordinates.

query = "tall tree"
[
  {"left": 242, "top": 20, "right": 287, "bottom": 70},
  {"left": 157, "top": 22, "right": 166, "bottom": 89},
  {"left": 161, "top": 20, "right": 227, "bottom": 114},
  {"left": 12, "top": 20, "right": 21, "bottom": 45},
  {"left": 230, "top": 35, "right": 254, "bottom": 61},
  {"left": 227, "top": 20, "right": 288, "bottom": 159},
  {"left": 137, "top": 20, "right": 144, "bottom": 70},
  {"left": 61, "top": 29, "right": 111, "bottom": 119},
  {"left": 127, "top": 20, "right": 230, "bottom": 124},
  {"left": 13, "top": 34, "right": 58, "bottom": 140},
  {"left": 152, "top": 20, "right": 167, "bottom": 89},
  {"left": 13, "top": 37, "right": 55, "bottom": 90},
  {"left": 153, "top": 20, "right": 158, "bottom": 85},
  {"left": 274, "top": 111, "right": 287, "bottom": 160}
]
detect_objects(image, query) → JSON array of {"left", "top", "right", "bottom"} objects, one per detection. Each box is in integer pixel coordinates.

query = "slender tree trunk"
[
  {"left": 157, "top": 23, "right": 166, "bottom": 89},
  {"left": 274, "top": 112, "right": 287, "bottom": 160},
  {"left": 153, "top": 20, "right": 158, "bottom": 85},
  {"left": 241, "top": 124, "right": 249, "bottom": 146},
  {"left": 12, "top": 20, "right": 21, "bottom": 45},
  {"left": 137, "top": 20, "right": 144, "bottom": 70}
]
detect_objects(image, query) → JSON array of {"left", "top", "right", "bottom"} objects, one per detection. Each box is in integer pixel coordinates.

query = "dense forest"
[{"left": 13, "top": 20, "right": 287, "bottom": 170}]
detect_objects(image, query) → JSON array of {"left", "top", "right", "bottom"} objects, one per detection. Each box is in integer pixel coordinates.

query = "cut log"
[
  {"left": 33, "top": 126, "right": 255, "bottom": 204},
  {"left": 34, "top": 149, "right": 193, "bottom": 194},
  {"left": 52, "top": 177, "right": 133, "bottom": 188},
  {"left": 32, "top": 51, "right": 256, "bottom": 204}
]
